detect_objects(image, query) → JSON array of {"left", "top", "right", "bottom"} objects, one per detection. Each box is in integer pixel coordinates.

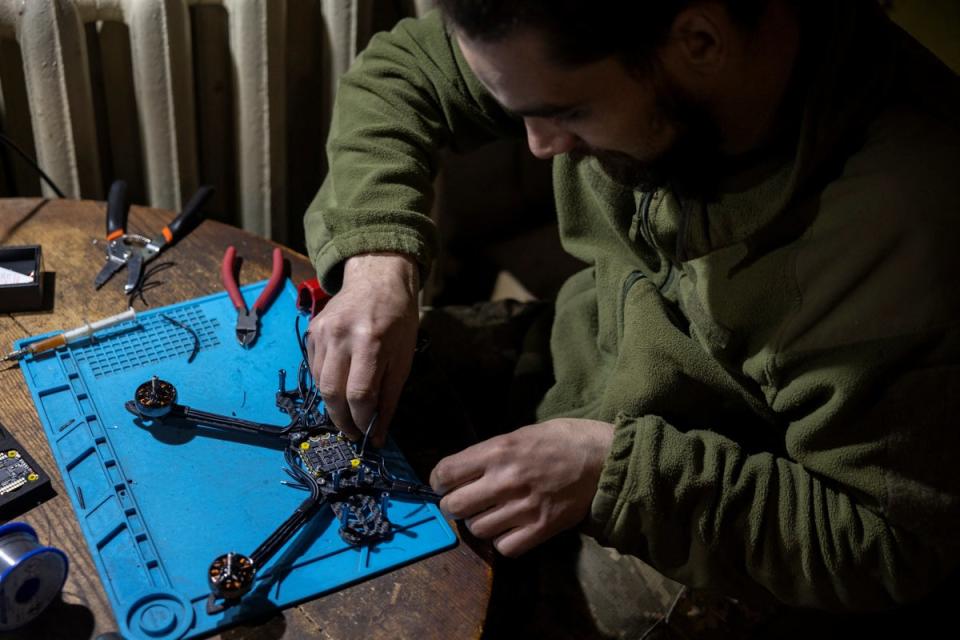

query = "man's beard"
[{"left": 570, "top": 78, "right": 724, "bottom": 199}]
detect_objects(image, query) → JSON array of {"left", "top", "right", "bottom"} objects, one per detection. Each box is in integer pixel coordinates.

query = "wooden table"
[{"left": 0, "top": 198, "right": 492, "bottom": 640}]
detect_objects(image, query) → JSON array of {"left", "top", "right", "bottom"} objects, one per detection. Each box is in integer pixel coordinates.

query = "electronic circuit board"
[
  {"left": 0, "top": 421, "right": 53, "bottom": 518},
  {"left": 0, "top": 450, "right": 36, "bottom": 495},
  {"left": 299, "top": 432, "right": 357, "bottom": 474}
]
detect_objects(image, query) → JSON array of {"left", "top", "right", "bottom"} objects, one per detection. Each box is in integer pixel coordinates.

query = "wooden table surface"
[{"left": 0, "top": 198, "right": 492, "bottom": 640}]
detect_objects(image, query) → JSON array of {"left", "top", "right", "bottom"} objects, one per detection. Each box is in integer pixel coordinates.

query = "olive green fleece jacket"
[{"left": 305, "top": 2, "right": 960, "bottom": 611}]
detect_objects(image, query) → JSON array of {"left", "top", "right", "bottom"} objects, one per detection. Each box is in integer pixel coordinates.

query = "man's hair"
[{"left": 436, "top": 0, "right": 770, "bottom": 67}]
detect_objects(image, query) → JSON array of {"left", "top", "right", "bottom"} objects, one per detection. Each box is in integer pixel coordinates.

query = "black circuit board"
[
  {"left": 0, "top": 450, "right": 38, "bottom": 495},
  {"left": 0, "top": 421, "right": 53, "bottom": 518},
  {"left": 298, "top": 433, "right": 359, "bottom": 476}
]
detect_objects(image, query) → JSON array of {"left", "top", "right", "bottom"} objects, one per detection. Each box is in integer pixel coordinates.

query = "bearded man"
[{"left": 304, "top": 1, "right": 960, "bottom": 634}]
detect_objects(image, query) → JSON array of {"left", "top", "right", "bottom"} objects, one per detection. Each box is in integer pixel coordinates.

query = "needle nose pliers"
[{"left": 221, "top": 246, "right": 285, "bottom": 347}]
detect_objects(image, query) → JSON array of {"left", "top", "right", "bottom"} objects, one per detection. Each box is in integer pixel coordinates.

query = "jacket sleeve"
[
  {"left": 588, "top": 79, "right": 960, "bottom": 609},
  {"left": 590, "top": 327, "right": 960, "bottom": 611},
  {"left": 588, "top": 154, "right": 960, "bottom": 610},
  {"left": 304, "top": 10, "right": 521, "bottom": 293}
]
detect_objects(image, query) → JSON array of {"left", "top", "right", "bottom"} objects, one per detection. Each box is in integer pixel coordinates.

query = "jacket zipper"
[
  {"left": 618, "top": 270, "right": 647, "bottom": 341},
  {"left": 622, "top": 191, "right": 686, "bottom": 340},
  {"left": 638, "top": 191, "right": 656, "bottom": 250}
]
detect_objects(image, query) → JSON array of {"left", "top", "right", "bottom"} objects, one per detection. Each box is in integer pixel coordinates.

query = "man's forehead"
[{"left": 456, "top": 29, "right": 598, "bottom": 115}]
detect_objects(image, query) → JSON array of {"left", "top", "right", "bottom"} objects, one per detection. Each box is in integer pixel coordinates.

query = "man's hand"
[
  {"left": 430, "top": 418, "right": 615, "bottom": 557},
  {"left": 306, "top": 253, "right": 419, "bottom": 447}
]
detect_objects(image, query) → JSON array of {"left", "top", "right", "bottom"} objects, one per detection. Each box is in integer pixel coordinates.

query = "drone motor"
[
  {"left": 208, "top": 552, "right": 255, "bottom": 601},
  {"left": 132, "top": 377, "right": 177, "bottom": 418}
]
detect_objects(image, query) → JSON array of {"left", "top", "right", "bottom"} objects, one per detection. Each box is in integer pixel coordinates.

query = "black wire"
[
  {"left": 295, "top": 315, "right": 310, "bottom": 365},
  {"left": 0, "top": 133, "right": 66, "bottom": 198},
  {"left": 284, "top": 447, "right": 321, "bottom": 501},
  {"left": 293, "top": 315, "right": 328, "bottom": 428},
  {"left": 160, "top": 313, "right": 200, "bottom": 363},
  {"left": 127, "top": 261, "right": 176, "bottom": 307},
  {"left": 283, "top": 467, "right": 306, "bottom": 484},
  {"left": 297, "top": 360, "right": 309, "bottom": 396}
]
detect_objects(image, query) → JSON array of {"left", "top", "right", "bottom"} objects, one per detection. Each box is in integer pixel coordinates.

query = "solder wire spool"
[{"left": 0, "top": 522, "right": 68, "bottom": 630}]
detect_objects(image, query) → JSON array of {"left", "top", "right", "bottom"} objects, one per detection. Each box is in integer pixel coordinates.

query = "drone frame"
[{"left": 125, "top": 349, "right": 440, "bottom": 614}]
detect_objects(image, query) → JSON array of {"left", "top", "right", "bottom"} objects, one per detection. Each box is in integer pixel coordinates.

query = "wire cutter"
[
  {"left": 93, "top": 180, "right": 214, "bottom": 293},
  {"left": 221, "top": 245, "right": 285, "bottom": 347}
]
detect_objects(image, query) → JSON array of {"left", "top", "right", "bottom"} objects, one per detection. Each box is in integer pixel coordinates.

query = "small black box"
[{"left": 0, "top": 245, "right": 43, "bottom": 312}]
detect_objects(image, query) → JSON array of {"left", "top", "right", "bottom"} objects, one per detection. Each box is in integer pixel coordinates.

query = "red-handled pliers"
[{"left": 221, "top": 246, "right": 285, "bottom": 347}]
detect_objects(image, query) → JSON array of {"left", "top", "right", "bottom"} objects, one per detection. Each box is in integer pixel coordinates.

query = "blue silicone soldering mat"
[{"left": 15, "top": 281, "right": 456, "bottom": 640}]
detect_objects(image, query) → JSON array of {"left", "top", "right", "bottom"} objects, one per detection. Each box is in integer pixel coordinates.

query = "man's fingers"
[
  {"left": 438, "top": 475, "right": 503, "bottom": 520},
  {"left": 493, "top": 525, "right": 541, "bottom": 558},
  {"left": 305, "top": 328, "right": 325, "bottom": 386},
  {"left": 317, "top": 352, "right": 360, "bottom": 439},
  {"left": 345, "top": 352, "right": 382, "bottom": 440},
  {"left": 463, "top": 499, "right": 531, "bottom": 540},
  {"left": 430, "top": 436, "right": 507, "bottom": 494}
]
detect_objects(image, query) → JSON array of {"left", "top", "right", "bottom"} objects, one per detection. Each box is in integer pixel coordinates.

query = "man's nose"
[{"left": 524, "top": 118, "right": 576, "bottom": 159}]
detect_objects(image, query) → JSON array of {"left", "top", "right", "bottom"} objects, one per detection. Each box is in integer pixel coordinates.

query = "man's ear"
[{"left": 668, "top": 6, "right": 727, "bottom": 75}]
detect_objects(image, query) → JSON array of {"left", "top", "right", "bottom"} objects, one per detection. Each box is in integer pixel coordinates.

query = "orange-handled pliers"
[
  {"left": 94, "top": 180, "right": 214, "bottom": 293},
  {"left": 221, "top": 246, "right": 285, "bottom": 347}
]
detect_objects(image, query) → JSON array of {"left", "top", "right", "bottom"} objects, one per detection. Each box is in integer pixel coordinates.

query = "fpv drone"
[{"left": 125, "top": 351, "right": 440, "bottom": 614}]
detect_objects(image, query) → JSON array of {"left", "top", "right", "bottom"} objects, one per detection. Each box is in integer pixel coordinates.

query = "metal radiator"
[{"left": 0, "top": 0, "right": 430, "bottom": 242}]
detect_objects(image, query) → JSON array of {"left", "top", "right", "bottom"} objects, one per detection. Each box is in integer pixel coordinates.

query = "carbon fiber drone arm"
[
  {"left": 365, "top": 455, "right": 442, "bottom": 502},
  {"left": 250, "top": 493, "right": 328, "bottom": 570},
  {"left": 160, "top": 402, "right": 291, "bottom": 436},
  {"left": 125, "top": 376, "right": 297, "bottom": 438},
  {"left": 205, "top": 491, "right": 328, "bottom": 615}
]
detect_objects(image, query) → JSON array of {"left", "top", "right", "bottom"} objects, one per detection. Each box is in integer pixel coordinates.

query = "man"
[{"left": 304, "top": 0, "right": 960, "bottom": 629}]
